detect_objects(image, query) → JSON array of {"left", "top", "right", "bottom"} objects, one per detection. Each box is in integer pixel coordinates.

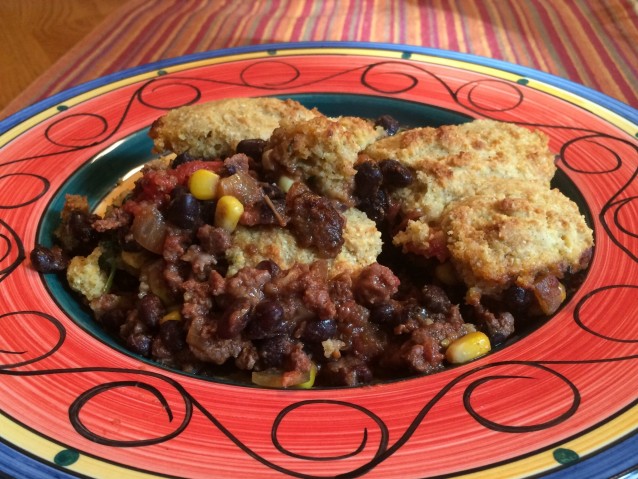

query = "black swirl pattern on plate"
[
  {"left": 1, "top": 315, "right": 636, "bottom": 478},
  {"left": 0, "top": 55, "right": 636, "bottom": 478}
]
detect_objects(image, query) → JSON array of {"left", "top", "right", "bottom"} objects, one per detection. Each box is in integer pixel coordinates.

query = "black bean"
[
  {"left": 504, "top": 285, "right": 533, "bottom": 312},
  {"left": 302, "top": 318, "right": 337, "bottom": 343},
  {"left": 258, "top": 336, "right": 293, "bottom": 368},
  {"left": 171, "top": 152, "right": 196, "bottom": 169},
  {"left": 166, "top": 192, "right": 200, "bottom": 229},
  {"left": 352, "top": 363, "right": 374, "bottom": 385},
  {"left": 379, "top": 159, "right": 414, "bottom": 188},
  {"left": 369, "top": 302, "right": 399, "bottom": 325},
  {"left": 68, "top": 211, "right": 97, "bottom": 249},
  {"left": 126, "top": 333, "right": 153, "bottom": 357},
  {"left": 374, "top": 115, "right": 400, "bottom": 136},
  {"left": 358, "top": 188, "right": 388, "bottom": 224},
  {"left": 159, "top": 320, "right": 186, "bottom": 352},
  {"left": 30, "top": 244, "right": 68, "bottom": 273},
  {"left": 255, "top": 260, "right": 280, "bottom": 277},
  {"left": 217, "top": 299, "right": 252, "bottom": 339},
  {"left": 246, "top": 300, "right": 288, "bottom": 339},
  {"left": 236, "top": 138, "right": 266, "bottom": 160},
  {"left": 354, "top": 162, "right": 383, "bottom": 198},
  {"left": 99, "top": 309, "right": 127, "bottom": 333},
  {"left": 137, "top": 294, "right": 165, "bottom": 329}
]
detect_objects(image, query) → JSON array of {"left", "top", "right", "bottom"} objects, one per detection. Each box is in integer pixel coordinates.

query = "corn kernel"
[
  {"left": 445, "top": 331, "right": 491, "bottom": 364},
  {"left": 215, "top": 195, "right": 244, "bottom": 232},
  {"left": 188, "top": 169, "right": 220, "bottom": 200},
  {"left": 277, "top": 175, "right": 295, "bottom": 193},
  {"left": 160, "top": 310, "right": 181, "bottom": 324}
]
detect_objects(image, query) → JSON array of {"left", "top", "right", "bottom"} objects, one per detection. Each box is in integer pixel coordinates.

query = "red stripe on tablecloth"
[
  {"left": 532, "top": 2, "right": 584, "bottom": 82},
  {"left": 508, "top": 1, "right": 551, "bottom": 73},
  {"left": 473, "top": 1, "right": 502, "bottom": 58},
  {"left": 341, "top": 0, "right": 358, "bottom": 41},
  {"left": 186, "top": 0, "right": 233, "bottom": 53},
  {"left": 570, "top": 0, "right": 636, "bottom": 104},
  {"left": 137, "top": 2, "right": 190, "bottom": 66},
  {"left": 441, "top": 0, "right": 459, "bottom": 50},
  {"left": 291, "top": 0, "right": 314, "bottom": 41},
  {"left": 1, "top": 0, "right": 636, "bottom": 120},
  {"left": 547, "top": 2, "right": 612, "bottom": 94},
  {"left": 595, "top": 0, "right": 637, "bottom": 65}
]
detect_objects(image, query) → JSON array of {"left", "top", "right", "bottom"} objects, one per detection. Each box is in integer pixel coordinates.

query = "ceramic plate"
[{"left": 0, "top": 43, "right": 637, "bottom": 479}]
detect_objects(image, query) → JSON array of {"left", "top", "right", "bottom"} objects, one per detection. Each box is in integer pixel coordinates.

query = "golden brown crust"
[
  {"left": 263, "top": 116, "right": 386, "bottom": 204},
  {"left": 225, "top": 208, "right": 382, "bottom": 278},
  {"left": 149, "top": 97, "right": 321, "bottom": 158},
  {"left": 439, "top": 179, "right": 593, "bottom": 294},
  {"left": 360, "top": 119, "right": 556, "bottom": 222}
]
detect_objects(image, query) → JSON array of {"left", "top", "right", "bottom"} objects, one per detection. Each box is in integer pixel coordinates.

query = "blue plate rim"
[
  {"left": 0, "top": 41, "right": 636, "bottom": 479},
  {"left": 1, "top": 41, "right": 636, "bottom": 136}
]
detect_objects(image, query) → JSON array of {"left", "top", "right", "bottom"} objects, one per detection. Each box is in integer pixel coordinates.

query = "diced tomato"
[{"left": 173, "top": 160, "right": 224, "bottom": 185}]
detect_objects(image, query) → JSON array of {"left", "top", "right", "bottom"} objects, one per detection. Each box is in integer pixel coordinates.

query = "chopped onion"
[
  {"left": 218, "top": 172, "right": 263, "bottom": 206},
  {"left": 131, "top": 204, "right": 167, "bottom": 254}
]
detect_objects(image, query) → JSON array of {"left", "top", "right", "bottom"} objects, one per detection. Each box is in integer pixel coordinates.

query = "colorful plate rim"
[{"left": 0, "top": 41, "right": 637, "bottom": 479}]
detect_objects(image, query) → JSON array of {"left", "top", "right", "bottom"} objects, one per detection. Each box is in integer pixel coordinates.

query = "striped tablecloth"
[{"left": 1, "top": 0, "right": 636, "bottom": 119}]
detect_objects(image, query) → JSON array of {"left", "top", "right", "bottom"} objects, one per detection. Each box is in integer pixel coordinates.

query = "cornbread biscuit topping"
[
  {"left": 32, "top": 97, "right": 593, "bottom": 388},
  {"left": 150, "top": 97, "right": 321, "bottom": 158},
  {"left": 360, "top": 120, "right": 556, "bottom": 222},
  {"left": 263, "top": 115, "right": 387, "bottom": 204}
]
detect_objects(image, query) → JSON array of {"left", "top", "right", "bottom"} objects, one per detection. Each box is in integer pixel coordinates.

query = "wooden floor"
[{"left": 0, "top": 0, "right": 128, "bottom": 112}]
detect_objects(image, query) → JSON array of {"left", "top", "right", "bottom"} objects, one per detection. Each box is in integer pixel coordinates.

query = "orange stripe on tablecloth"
[
  {"left": 529, "top": 2, "right": 584, "bottom": 81},
  {"left": 573, "top": 0, "right": 637, "bottom": 105},
  {"left": 546, "top": 1, "right": 632, "bottom": 104},
  {"left": 431, "top": 0, "right": 448, "bottom": 51},
  {"left": 233, "top": 1, "right": 272, "bottom": 46},
  {"left": 160, "top": 2, "right": 207, "bottom": 57},
  {"left": 217, "top": 0, "right": 253, "bottom": 47},
  {"left": 404, "top": 0, "right": 422, "bottom": 46},
  {"left": 329, "top": 0, "right": 349, "bottom": 42},
  {"left": 508, "top": 0, "right": 554, "bottom": 73},
  {"left": 397, "top": 0, "right": 406, "bottom": 45},
  {"left": 341, "top": 0, "right": 359, "bottom": 41},
  {"left": 309, "top": 0, "right": 336, "bottom": 41},
  {"left": 137, "top": 2, "right": 197, "bottom": 66},
  {"left": 205, "top": 0, "right": 249, "bottom": 49},
  {"left": 370, "top": 1, "right": 391, "bottom": 42},
  {"left": 459, "top": 2, "right": 487, "bottom": 53},
  {"left": 356, "top": 0, "right": 369, "bottom": 42},
  {"left": 226, "top": 1, "right": 267, "bottom": 48},
  {"left": 2, "top": 0, "right": 636, "bottom": 121},
  {"left": 489, "top": 1, "right": 523, "bottom": 66},
  {"left": 595, "top": 0, "right": 638, "bottom": 67},
  {"left": 277, "top": 0, "right": 305, "bottom": 42},
  {"left": 298, "top": 0, "right": 315, "bottom": 40},
  {"left": 473, "top": 1, "right": 502, "bottom": 58},
  {"left": 184, "top": 0, "right": 230, "bottom": 52},
  {"left": 541, "top": 1, "right": 607, "bottom": 92}
]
